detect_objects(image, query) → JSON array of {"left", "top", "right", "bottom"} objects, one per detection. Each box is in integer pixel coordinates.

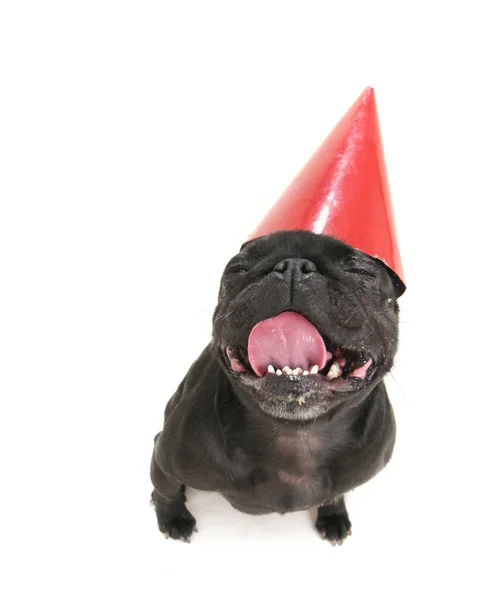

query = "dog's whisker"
[
  {"left": 215, "top": 310, "right": 235, "bottom": 324},
  {"left": 387, "top": 370, "right": 413, "bottom": 409},
  {"left": 361, "top": 330, "right": 375, "bottom": 344}
]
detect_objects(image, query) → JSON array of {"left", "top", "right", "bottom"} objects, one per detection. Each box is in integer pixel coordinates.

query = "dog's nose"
[{"left": 273, "top": 258, "right": 318, "bottom": 279}]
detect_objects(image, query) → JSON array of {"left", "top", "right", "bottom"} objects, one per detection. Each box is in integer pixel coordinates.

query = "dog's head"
[{"left": 213, "top": 231, "right": 402, "bottom": 420}]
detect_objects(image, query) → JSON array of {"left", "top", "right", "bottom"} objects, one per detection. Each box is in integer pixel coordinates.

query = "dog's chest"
[
  {"left": 273, "top": 429, "right": 322, "bottom": 472},
  {"left": 233, "top": 429, "right": 332, "bottom": 513}
]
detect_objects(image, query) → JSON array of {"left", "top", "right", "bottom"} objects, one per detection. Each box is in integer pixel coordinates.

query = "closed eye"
[
  {"left": 227, "top": 264, "right": 249, "bottom": 274},
  {"left": 345, "top": 268, "right": 377, "bottom": 278}
]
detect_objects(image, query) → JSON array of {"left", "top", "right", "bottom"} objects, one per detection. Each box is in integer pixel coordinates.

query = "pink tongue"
[{"left": 247, "top": 312, "right": 327, "bottom": 377}]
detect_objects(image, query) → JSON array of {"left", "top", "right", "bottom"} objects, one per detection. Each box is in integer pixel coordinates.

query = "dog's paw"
[
  {"left": 156, "top": 506, "right": 198, "bottom": 543},
  {"left": 315, "top": 513, "right": 352, "bottom": 546}
]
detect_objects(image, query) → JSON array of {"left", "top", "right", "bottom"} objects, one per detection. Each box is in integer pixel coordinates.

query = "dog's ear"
[
  {"left": 240, "top": 239, "right": 254, "bottom": 251},
  {"left": 373, "top": 258, "right": 406, "bottom": 298},
  {"left": 386, "top": 267, "right": 406, "bottom": 298}
]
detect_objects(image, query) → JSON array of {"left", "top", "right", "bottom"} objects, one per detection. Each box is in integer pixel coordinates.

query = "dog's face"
[{"left": 213, "top": 231, "right": 401, "bottom": 420}]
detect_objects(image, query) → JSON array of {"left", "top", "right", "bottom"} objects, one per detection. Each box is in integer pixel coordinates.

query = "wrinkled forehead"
[{"left": 238, "top": 231, "right": 356, "bottom": 263}]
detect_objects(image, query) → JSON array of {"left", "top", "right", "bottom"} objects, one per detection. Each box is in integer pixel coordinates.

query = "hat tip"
[
  {"left": 354, "top": 87, "right": 376, "bottom": 111},
  {"left": 362, "top": 86, "right": 375, "bottom": 99}
]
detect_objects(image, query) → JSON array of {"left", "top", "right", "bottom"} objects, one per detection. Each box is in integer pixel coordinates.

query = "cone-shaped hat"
[{"left": 249, "top": 87, "right": 405, "bottom": 295}]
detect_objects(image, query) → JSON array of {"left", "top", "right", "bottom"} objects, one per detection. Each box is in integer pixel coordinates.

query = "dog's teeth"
[
  {"left": 310, "top": 365, "right": 319, "bottom": 375},
  {"left": 327, "top": 363, "right": 343, "bottom": 380},
  {"left": 276, "top": 369, "right": 283, "bottom": 376},
  {"left": 303, "top": 370, "right": 309, "bottom": 376},
  {"left": 293, "top": 368, "right": 303, "bottom": 376},
  {"left": 282, "top": 366, "right": 292, "bottom": 375},
  {"left": 267, "top": 365, "right": 275, "bottom": 374}
]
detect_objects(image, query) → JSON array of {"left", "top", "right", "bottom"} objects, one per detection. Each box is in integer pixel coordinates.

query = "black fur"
[{"left": 150, "top": 231, "right": 400, "bottom": 543}]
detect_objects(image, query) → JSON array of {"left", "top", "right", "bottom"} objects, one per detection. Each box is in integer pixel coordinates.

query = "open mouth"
[{"left": 225, "top": 311, "right": 374, "bottom": 390}]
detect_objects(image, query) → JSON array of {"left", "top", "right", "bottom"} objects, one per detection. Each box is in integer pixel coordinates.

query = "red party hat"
[{"left": 249, "top": 87, "right": 405, "bottom": 294}]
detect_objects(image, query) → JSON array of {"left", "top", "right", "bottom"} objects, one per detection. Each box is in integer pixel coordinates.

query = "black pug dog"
[{"left": 150, "top": 230, "right": 402, "bottom": 544}]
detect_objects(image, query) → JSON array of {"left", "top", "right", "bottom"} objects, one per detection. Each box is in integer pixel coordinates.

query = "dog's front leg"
[
  {"left": 315, "top": 497, "right": 352, "bottom": 546},
  {"left": 150, "top": 452, "right": 197, "bottom": 543}
]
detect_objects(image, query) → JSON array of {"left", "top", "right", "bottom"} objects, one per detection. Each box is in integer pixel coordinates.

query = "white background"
[{"left": 1, "top": 1, "right": 494, "bottom": 598}]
